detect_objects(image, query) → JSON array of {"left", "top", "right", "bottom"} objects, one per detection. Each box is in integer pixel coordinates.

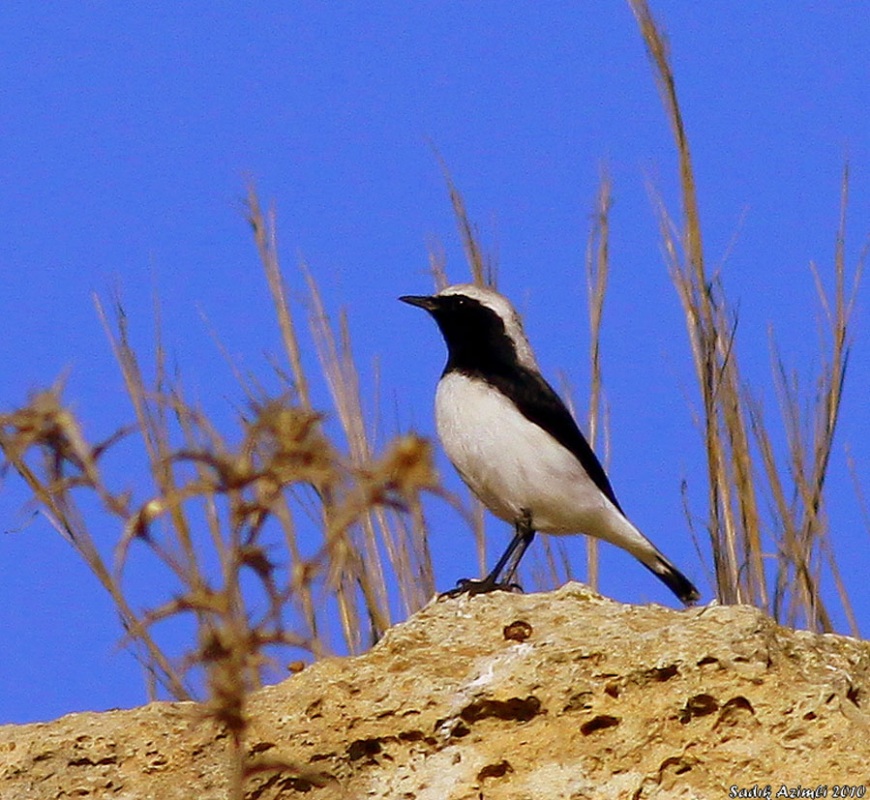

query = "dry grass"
[
  {"left": 0, "top": 190, "right": 442, "bottom": 796},
  {"left": 582, "top": 170, "right": 614, "bottom": 592},
  {"left": 434, "top": 152, "right": 496, "bottom": 290},
  {"left": 630, "top": 0, "right": 862, "bottom": 633},
  {"left": 0, "top": 5, "right": 865, "bottom": 796}
]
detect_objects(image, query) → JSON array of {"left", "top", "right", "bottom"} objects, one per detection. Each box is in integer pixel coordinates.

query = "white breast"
[{"left": 434, "top": 371, "right": 619, "bottom": 535}]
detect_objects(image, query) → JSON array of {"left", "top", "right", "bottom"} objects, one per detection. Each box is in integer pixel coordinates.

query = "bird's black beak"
[{"left": 399, "top": 294, "right": 439, "bottom": 311}]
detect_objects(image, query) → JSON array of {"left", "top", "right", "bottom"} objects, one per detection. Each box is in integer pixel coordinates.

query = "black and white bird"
[{"left": 400, "top": 283, "right": 700, "bottom": 606}]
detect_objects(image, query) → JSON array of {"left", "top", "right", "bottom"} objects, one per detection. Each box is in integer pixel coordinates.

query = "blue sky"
[{"left": 2, "top": 4, "right": 869, "bottom": 724}]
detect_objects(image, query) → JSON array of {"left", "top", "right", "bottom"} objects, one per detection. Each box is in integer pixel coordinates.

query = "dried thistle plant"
[{"left": 0, "top": 189, "right": 446, "bottom": 798}]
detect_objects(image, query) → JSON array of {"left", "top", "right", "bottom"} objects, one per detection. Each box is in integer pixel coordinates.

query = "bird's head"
[{"left": 399, "top": 284, "right": 538, "bottom": 373}]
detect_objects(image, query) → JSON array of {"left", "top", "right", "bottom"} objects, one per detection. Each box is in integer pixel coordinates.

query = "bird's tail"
[
  {"left": 591, "top": 506, "right": 701, "bottom": 606},
  {"left": 641, "top": 554, "right": 700, "bottom": 606}
]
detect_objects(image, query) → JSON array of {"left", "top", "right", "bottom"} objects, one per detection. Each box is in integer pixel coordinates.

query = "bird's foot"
[{"left": 440, "top": 577, "right": 525, "bottom": 599}]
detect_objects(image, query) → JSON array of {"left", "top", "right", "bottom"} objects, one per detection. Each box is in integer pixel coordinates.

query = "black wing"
[{"left": 482, "top": 364, "right": 624, "bottom": 514}]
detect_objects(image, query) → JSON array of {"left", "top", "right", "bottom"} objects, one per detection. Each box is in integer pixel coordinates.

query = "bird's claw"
[{"left": 439, "top": 577, "right": 525, "bottom": 599}]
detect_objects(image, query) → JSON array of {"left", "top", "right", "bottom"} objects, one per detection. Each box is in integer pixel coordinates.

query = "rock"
[{"left": 2, "top": 583, "right": 868, "bottom": 799}]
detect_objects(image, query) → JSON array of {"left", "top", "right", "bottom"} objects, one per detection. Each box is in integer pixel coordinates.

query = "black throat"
[{"left": 430, "top": 296, "right": 521, "bottom": 380}]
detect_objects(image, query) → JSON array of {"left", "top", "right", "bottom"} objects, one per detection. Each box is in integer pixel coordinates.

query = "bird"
[{"left": 399, "top": 283, "right": 700, "bottom": 606}]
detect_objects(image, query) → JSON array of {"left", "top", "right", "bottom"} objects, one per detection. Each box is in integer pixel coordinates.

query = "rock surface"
[{"left": 2, "top": 583, "right": 869, "bottom": 799}]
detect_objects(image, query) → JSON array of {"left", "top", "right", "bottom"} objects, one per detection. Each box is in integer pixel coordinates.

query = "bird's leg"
[
  {"left": 499, "top": 508, "right": 535, "bottom": 587},
  {"left": 442, "top": 509, "right": 536, "bottom": 597}
]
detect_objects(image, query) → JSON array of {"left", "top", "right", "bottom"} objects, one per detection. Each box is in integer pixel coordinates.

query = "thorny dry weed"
[{"left": 1, "top": 194, "right": 444, "bottom": 797}]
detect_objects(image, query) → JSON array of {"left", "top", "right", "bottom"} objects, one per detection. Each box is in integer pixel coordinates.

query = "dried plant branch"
[
  {"left": 633, "top": 0, "right": 766, "bottom": 608},
  {"left": 632, "top": 0, "right": 860, "bottom": 632},
  {"left": 583, "top": 168, "right": 613, "bottom": 591},
  {"left": 246, "top": 184, "right": 311, "bottom": 409},
  {"left": 432, "top": 150, "right": 496, "bottom": 288},
  {"left": 0, "top": 388, "right": 192, "bottom": 700},
  {"left": 2, "top": 184, "right": 453, "bottom": 797}
]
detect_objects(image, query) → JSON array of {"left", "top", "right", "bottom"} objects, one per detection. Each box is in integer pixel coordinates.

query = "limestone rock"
[{"left": 2, "top": 583, "right": 868, "bottom": 799}]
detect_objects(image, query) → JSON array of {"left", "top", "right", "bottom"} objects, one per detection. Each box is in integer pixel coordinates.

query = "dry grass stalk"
[
  {"left": 630, "top": 0, "right": 761, "bottom": 606},
  {"left": 583, "top": 169, "right": 614, "bottom": 591},
  {"left": 301, "top": 261, "right": 436, "bottom": 629},
  {"left": 1, "top": 191, "right": 445, "bottom": 797},
  {"left": 246, "top": 184, "right": 311, "bottom": 409},
  {"left": 748, "top": 167, "right": 862, "bottom": 634},
  {"left": 434, "top": 154, "right": 497, "bottom": 289},
  {"left": 630, "top": 0, "right": 860, "bottom": 632}
]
